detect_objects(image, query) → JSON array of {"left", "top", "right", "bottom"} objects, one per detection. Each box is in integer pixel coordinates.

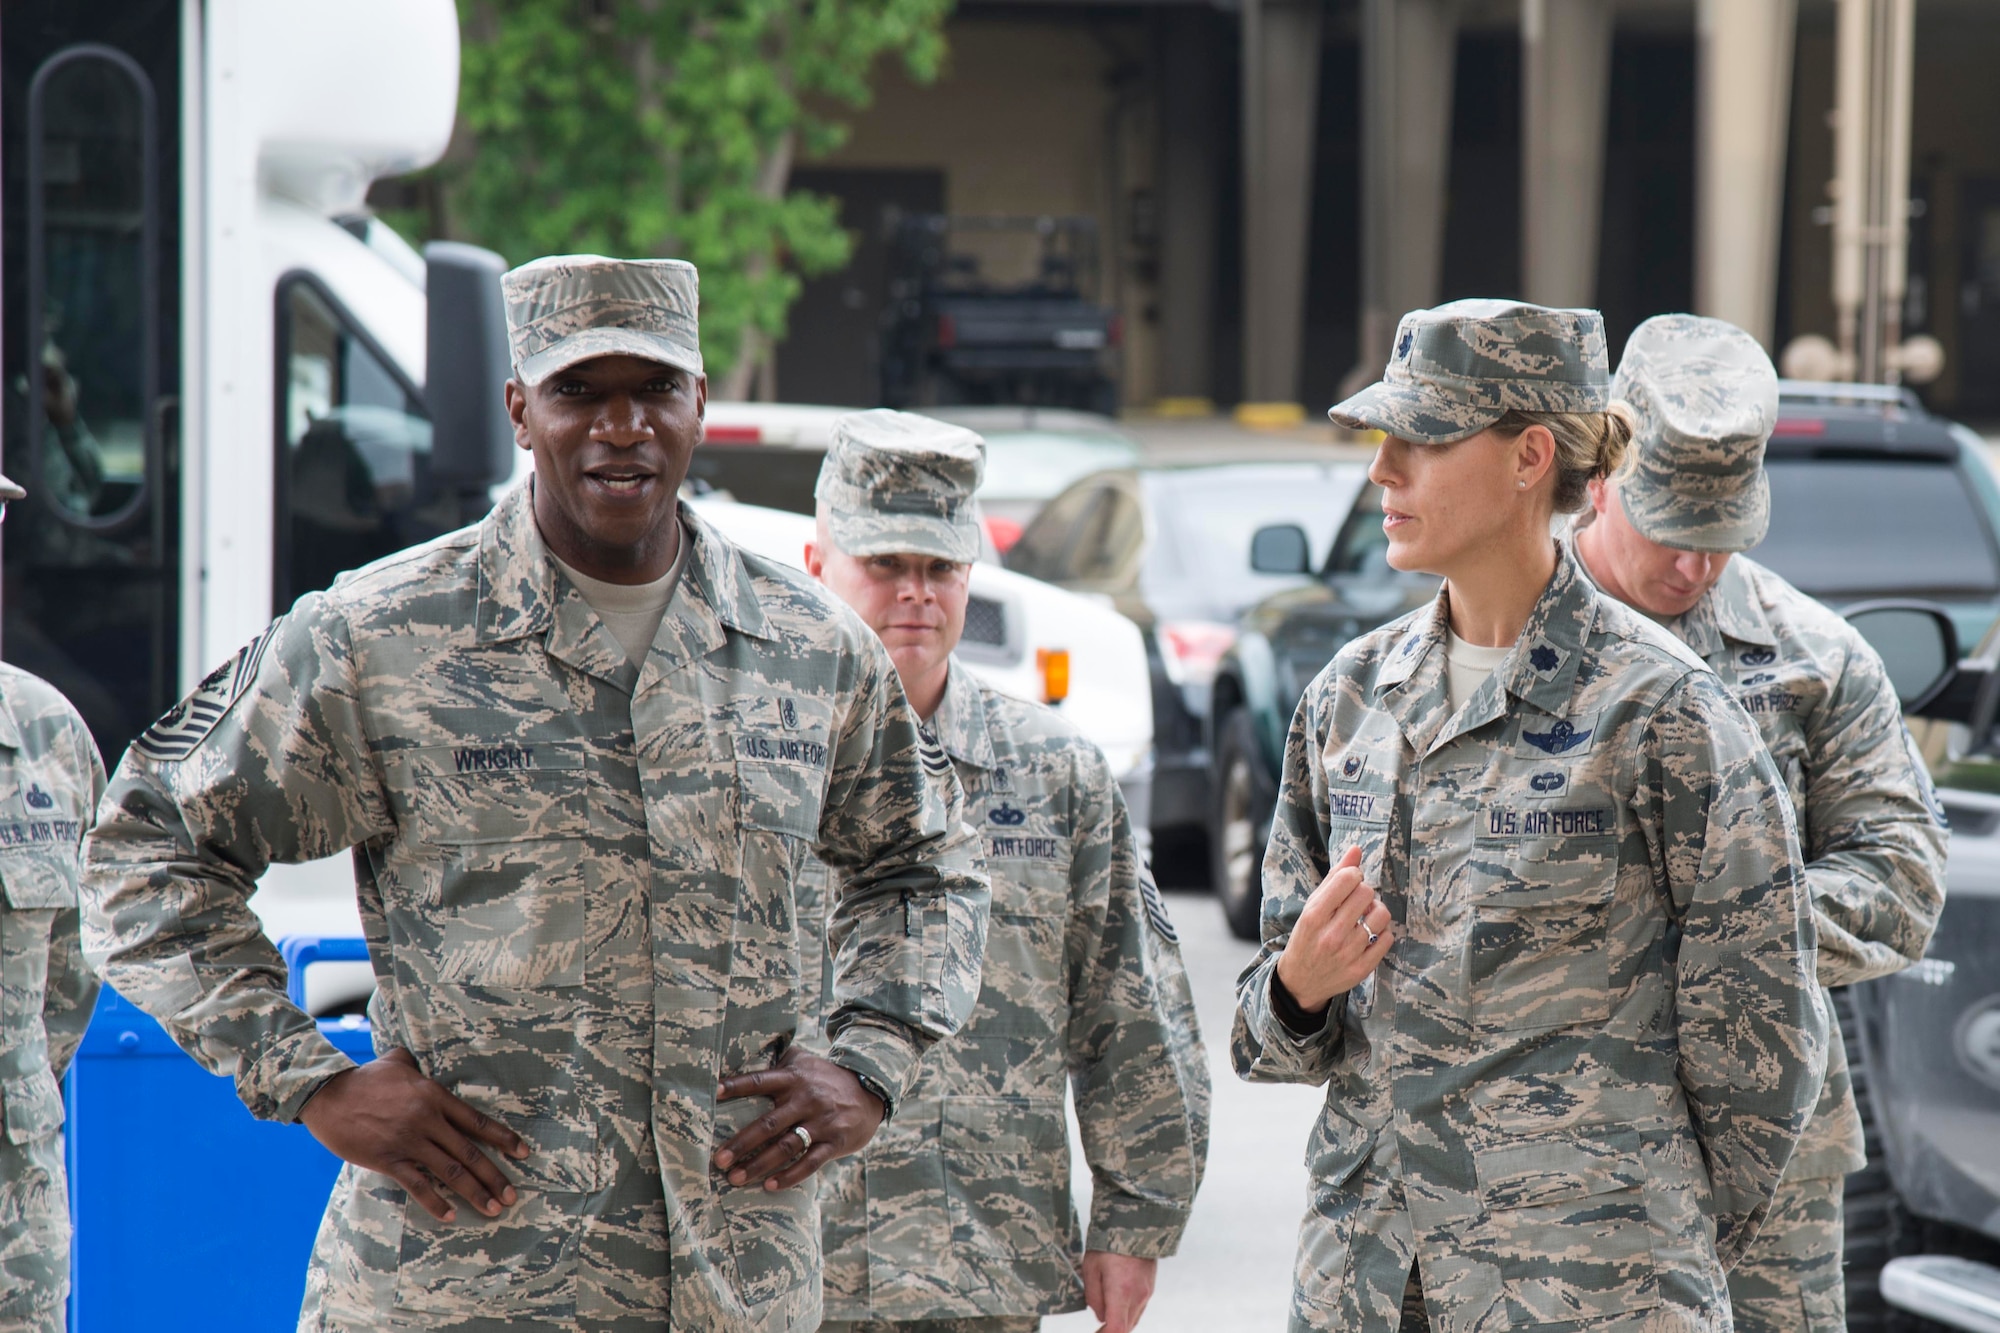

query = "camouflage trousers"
[
  {"left": 0, "top": 1310, "right": 62, "bottom": 1333},
  {"left": 816, "top": 1312, "right": 1040, "bottom": 1320},
  {"left": 1725, "top": 1173, "right": 1845, "bottom": 1333}
]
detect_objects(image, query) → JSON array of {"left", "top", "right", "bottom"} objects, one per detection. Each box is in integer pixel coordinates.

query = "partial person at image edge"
[{"left": 0, "top": 468, "right": 106, "bottom": 1333}]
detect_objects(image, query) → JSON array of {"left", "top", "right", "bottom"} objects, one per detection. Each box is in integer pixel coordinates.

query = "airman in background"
[
  {"left": 1577, "top": 313, "right": 1948, "bottom": 1332},
  {"left": 799, "top": 410, "right": 1210, "bottom": 1333},
  {"left": 0, "top": 468, "right": 106, "bottom": 1333},
  {"left": 80, "top": 258, "right": 989, "bottom": 1332}
]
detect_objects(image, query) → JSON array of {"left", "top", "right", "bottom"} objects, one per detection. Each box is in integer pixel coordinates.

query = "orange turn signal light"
[{"left": 1037, "top": 648, "right": 1071, "bottom": 706}]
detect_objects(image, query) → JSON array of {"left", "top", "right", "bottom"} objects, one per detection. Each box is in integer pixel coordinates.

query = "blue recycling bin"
[{"left": 66, "top": 938, "right": 374, "bottom": 1332}]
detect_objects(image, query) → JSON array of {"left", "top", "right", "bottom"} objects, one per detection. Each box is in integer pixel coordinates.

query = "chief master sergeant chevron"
[
  {"left": 0, "top": 468, "right": 106, "bottom": 1333},
  {"left": 1574, "top": 313, "right": 1948, "bottom": 1332},
  {"left": 79, "top": 255, "right": 990, "bottom": 1333},
  {"left": 794, "top": 410, "right": 1210, "bottom": 1333}
]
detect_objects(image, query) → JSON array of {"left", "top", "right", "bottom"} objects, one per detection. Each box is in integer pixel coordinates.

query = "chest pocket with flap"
[
  {"left": 408, "top": 742, "right": 591, "bottom": 990},
  {"left": 1468, "top": 805, "right": 1619, "bottom": 1033},
  {"left": 411, "top": 742, "right": 590, "bottom": 846}
]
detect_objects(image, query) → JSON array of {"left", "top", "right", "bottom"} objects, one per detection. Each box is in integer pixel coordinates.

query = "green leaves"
[{"left": 387, "top": 0, "right": 953, "bottom": 384}]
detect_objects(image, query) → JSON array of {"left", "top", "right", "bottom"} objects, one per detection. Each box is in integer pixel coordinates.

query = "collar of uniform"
[
  {"left": 1494, "top": 543, "right": 1596, "bottom": 718},
  {"left": 633, "top": 509, "right": 775, "bottom": 696},
  {"left": 1372, "top": 596, "right": 1453, "bottom": 754},
  {"left": 676, "top": 506, "right": 770, "bottom": 642},
  {"left": 0, "top": 705, "right": 21, "bottom": 752},
  {"left": 475, "top": 483, "right": 770, "bottom": 647},
  {"left": 928, "top": 659, "right": 997, "bottom": 772},
  {"left": 1682, "top": 558, "right": 1776, "bottom": 657}
]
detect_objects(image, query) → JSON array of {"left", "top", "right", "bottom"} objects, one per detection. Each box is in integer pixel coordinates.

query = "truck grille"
[{"left": 964, "top": 594, "right": 1006, "bottom": 646}]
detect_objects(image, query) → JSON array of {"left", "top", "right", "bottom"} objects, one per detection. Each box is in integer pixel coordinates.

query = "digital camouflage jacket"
[
  {"left": 1635, "top": 553, "right": 1945, "bottom": 1182},
  {"left": 1233, "top": 547, "right": 1826, "bottom": 1332},
  {"left": 81, "top": 486, "right": 990, "bottom": 1333},
  {"left": 800, "top": 665, "right": 1210, "bottom": 1321},
  {"left": 0, "top": 666, "right": 103, "bottom": 1331}
]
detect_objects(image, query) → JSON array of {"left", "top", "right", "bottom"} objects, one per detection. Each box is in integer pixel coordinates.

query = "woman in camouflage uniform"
[{"left": 1232, "top": 300, "right": 1827, "bottom": 1332}]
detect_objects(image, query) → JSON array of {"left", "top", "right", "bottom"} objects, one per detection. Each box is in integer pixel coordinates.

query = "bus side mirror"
[{"left": 424, "top": 241, "right": 513, "bottom": 489}]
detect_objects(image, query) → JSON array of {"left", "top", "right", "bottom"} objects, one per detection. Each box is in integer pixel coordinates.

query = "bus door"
[{"left": 2, "top": 0, "right": 182, "bottom": 758}]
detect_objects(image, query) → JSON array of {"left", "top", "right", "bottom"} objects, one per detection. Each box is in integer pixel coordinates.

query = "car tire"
[{"left": 1212, "top": 708, "right": 1276, "bottom": 942}]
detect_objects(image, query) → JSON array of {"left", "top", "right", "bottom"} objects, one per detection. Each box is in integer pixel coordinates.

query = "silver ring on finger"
[{"left": 791, "top": 1124, "right": 813, "bottom": 1156}]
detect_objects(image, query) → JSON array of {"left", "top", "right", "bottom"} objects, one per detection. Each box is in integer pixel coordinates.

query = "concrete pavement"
[{"left": 1047, "top": 887, "right": 1326, "bottom": 1331}]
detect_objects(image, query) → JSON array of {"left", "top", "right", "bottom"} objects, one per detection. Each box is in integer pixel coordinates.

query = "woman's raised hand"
[{"left": 1274, "top": 845, "right": 1395, "bottom": 1013}]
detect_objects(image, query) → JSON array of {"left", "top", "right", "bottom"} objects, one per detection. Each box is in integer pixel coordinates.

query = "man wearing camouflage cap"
[
  {"left": 1576, "top": 313, "right": 1947, "bottom": 1332},
  {"left": 798, "top": 409, "right": 1210, "bottom": 1333},
  {"left": 0, "top": 469, "right": 106, "bottom": 1333},
  {"left": 82, "top": 257, "right": 990, "bottom": 1332},
  {"left": 1237, "top": 300, "right": 1824, "bottom": 1330}
]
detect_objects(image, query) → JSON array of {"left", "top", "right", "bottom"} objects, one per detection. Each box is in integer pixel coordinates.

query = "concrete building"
[{"left": 772, "top": 0, "right": 2000, "bottom": 420}]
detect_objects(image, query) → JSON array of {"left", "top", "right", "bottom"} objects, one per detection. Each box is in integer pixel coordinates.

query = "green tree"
[{"left": 394, "top": 0, "right": 951, "bottom": 396}]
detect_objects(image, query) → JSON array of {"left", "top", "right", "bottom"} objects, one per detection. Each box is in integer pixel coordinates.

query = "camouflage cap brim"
[
  {"left": 1328, "top": 379, "right": 1503, "bottom": 445},
  {"left": 1619, "top": 465, "right": 1771, "bottom": 554},
  {"left": 515, "top": 326, "right": 704, "bottom": 386}
]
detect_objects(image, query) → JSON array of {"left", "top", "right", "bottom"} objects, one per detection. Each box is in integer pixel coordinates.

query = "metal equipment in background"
[{"left": 878, "top": 213, "right": 1121, "bottom": 416}]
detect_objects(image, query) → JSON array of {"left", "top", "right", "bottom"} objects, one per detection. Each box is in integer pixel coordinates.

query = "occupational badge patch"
[
  {"left": 132, "top": 625, "right": 277, "bottom": 762},
  {"left": 1522, "top": 718, "right": 1592, "bottom": 755}
]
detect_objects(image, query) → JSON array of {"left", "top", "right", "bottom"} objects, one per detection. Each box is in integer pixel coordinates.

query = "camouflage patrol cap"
[
  {"left": 815, "top": 409, "right": 986, "bottom": 563},
  {"left": 502, "top": 254, "right": 702, "bottom": 386},
  {"left": 1611, "top": 314, "right": 1777, "bottom": 553},
  {"left": 1329, "top": 298, "right": 1610, "bottom": 444},
  {"left": 0, "top": 472, "right": 22, "bottom": 502}
]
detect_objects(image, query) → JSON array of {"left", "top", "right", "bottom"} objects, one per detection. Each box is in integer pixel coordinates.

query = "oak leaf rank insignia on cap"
[{"left": 1330, "top": 298, "right": 1610, "bottom": 445}]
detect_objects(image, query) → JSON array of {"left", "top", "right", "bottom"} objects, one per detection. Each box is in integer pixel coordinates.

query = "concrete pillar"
[
  {"left": 1522, "top": 0, "right": 1613, "bottom": 309},
  {"left": 1695, "top": 0, "right": 1798, "bottom": 348},
  {"left": 1158, "top": 11, "right": 1225, "bottom": 404},
  {"left": 1240, "top": 0, "right": 1322, "bottom": 406},
  {"left": 1354, "top": 0, "right": 1458, "bottom": 392}
]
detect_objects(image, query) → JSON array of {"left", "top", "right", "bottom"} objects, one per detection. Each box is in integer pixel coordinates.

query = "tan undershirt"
[
  {"left": 551, "top": 521, "right": 691, "bottom": 667},
  {"left": 1445, "top": 630, "right": 1513, "bottom": 715}
]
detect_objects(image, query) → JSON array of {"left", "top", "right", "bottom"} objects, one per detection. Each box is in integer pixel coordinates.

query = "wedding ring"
[{"left": 791, "top": 1124, "right": 813, "bottom": 1154}]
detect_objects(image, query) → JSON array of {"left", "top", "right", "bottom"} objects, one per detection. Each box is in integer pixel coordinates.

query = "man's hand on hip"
[
  {"left": 1083, "top": 1251, "right": 1159, "bottom": 1333},
  {"left": 299, "top": 1047, "right": 528, "bottom": 1223},
  {"left": 713, "top": 1044, "right": 886, "bottom": 1191}
]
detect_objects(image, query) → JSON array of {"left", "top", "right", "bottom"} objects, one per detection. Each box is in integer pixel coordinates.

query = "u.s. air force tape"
[
  {"left": 1140, "top": 874, "right": 1178, "bottom": 942},
  {"left": 132, "top": 624, "right": 278, "bottom": 762}
]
